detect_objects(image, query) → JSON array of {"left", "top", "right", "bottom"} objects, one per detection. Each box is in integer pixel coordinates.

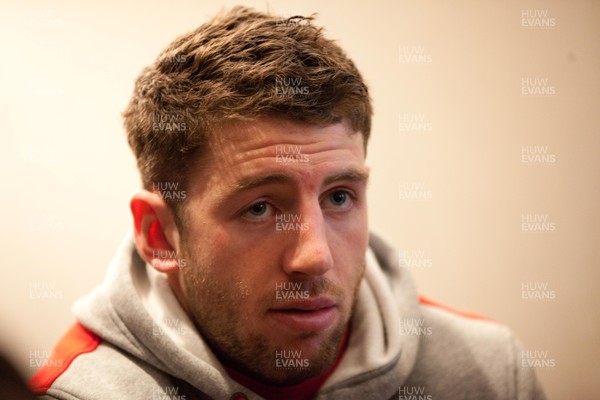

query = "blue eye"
[
  {"left": 242, "top": 201, "right": 276, "bottom": 221},
  {"left": 247, "top": 201, "right": 268, "bottom": 217},
  {"left": 327, "top": 190, "right": 353, "bottom": 209},
  {"left": 330, "top": 191, "right": 347, "bottom": 205}
]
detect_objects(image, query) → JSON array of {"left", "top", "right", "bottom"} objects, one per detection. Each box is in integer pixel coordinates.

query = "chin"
[{"left": 262, "top": 366, "right": 326, "bottom": 387}]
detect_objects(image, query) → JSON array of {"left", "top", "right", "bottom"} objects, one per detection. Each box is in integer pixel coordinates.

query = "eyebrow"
[{"left": 221, "top": 169, "right": 369, "bottom": 201}]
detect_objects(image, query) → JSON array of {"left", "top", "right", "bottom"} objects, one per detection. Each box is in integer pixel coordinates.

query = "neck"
[{"left": 225, "top": 328, "right": 350, "bottom": 399}]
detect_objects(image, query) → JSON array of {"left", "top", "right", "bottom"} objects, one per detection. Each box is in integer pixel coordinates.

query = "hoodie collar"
[{"left": 73, "top": 232, "right": 421, "bottom": 399}]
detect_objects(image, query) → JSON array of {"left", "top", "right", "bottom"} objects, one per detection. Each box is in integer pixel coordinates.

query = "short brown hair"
[{"left": 123, "top": 6, "right": 372, "bottom": 207}]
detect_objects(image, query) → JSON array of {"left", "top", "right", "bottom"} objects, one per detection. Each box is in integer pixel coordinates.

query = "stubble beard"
[{"left": 178, "top": 250, "right": 365, "bottom": 386}]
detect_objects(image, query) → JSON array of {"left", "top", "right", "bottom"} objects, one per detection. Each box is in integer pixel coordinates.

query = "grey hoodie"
[{"left": 33, "top": 233, "right": 546, "bottom": 400}]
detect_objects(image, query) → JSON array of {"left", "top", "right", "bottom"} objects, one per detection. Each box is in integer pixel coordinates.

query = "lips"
[{"left": 267, "top": 297, "right": 338, "bottom": 333}]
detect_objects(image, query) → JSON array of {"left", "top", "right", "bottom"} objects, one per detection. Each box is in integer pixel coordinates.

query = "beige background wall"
[{"left": 1, "top": 0, "right": 598, "bottom": 398}]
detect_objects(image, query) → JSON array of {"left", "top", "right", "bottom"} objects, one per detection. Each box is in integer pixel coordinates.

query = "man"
[{"left": 31, "top": 6, "right": 546, "bottom": 400}]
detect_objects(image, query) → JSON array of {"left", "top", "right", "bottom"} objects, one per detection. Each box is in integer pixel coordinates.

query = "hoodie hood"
[{"left": 72, "top": 232, "right": 421, "bottom": 399}]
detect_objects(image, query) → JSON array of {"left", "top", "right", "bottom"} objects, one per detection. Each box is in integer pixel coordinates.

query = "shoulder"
[
  {"left": 30, "top": 323, "right": 185, "bottom": 400},
  {"left": 405, "top": 296, "right": 546, "bottom": 400},
  {"left": 30, "top": 323, "right": 101, "bottom": 397},
  {"left": 417, "top": 294, "right": 508, "bottom": 340},
  {"left": 415, "top": 295, "right": 515, "bottom": 374}
]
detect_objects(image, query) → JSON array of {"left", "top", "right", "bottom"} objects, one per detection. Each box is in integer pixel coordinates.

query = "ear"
[{"left": 130, "top": 190, "right": 183, "bottom": 273}]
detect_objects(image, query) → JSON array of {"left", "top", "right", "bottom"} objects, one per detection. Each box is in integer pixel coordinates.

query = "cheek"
[
  {"left": 331, "top": 215, "right": 368, "bottom": 281},
  {"left": 185, "top": 218, "right": 228, "bottom": 261},
  {"left": 196, "top": 227, "right": 272, "bottom": 293},
  {"left": 180, "top": 224, "right": 231, "bottom": 291},
  {"left": 333, "top": 208, "right": 369, "bottom": 249},
  {"left": 213, "top": 228, "right": 228, "bottom": 248}
]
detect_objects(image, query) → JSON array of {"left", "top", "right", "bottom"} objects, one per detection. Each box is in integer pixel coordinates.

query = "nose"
[{"left": 281, "top": 203, "right": 334, "bottom": 277}]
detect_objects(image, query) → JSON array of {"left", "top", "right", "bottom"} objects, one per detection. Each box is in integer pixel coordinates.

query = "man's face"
[{"left": 175, "top": 117, "right": 369, "bottom": 385}]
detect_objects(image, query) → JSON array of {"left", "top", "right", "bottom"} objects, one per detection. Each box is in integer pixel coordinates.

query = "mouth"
[{"left": 267, "top": 297, "right": 338, "bottom": 333}]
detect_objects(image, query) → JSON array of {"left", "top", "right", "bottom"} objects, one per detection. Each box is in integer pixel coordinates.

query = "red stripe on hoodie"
[
  {"left": 29, "top": 322, "right": 101, "bottom": 394},
  {"left": 418, "top": 295, "right": 498, "bottom": 323}
]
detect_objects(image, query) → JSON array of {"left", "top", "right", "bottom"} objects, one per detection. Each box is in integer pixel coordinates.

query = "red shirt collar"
[{"left": 225, "top": 329, "right": 350, "bottom": 400}]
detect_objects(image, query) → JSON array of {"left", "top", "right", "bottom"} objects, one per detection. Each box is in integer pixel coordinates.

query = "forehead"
[
  {"left": 185, "top": 117, "right": 366, "bottom": 197},
  {"left": 208, "top": 117, "right": 364, "bottom": 159}
]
